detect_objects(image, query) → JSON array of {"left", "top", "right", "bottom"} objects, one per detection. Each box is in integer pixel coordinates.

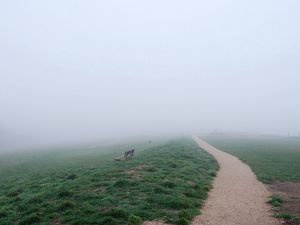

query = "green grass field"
[
  {"left": 203, "top": 136, "right": 300, "bottom": 184},
  {"left": 0, "top": 138, "right": 218, "bottom": 225}
]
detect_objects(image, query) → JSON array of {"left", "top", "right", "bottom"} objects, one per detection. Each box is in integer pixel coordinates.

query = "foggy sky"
[{"left": 1, "top": 0, "right": 300, "bottom": 149}]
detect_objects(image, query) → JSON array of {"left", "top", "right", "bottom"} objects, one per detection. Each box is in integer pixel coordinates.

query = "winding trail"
[{"left": 192, "top": 137, "right": 279, "bottom": 225}]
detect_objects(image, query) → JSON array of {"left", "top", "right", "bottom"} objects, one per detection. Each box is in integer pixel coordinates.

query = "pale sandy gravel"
[{"left": 191, "top": 136, "right": 280, "bottom": 225}]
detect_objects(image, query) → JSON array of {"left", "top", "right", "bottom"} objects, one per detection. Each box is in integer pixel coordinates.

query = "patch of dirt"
[
  {"left": 124, "top": 164, "right": 147, "bottom": 180},
  {"left": 53, "top": 219, "right": 67, "bottom": 225},
  {"left": 269, "top": 182, "right": 300, "bottom": 196},
  {"left": 100, "top": 206, "right": 112, "bottom": 213},
  {"left": 282, "top": 221, "right": 299, "bottom": 225},
  {"left": 91, "top": 187, "right": 106, "bottom": 193},
  {"left": 187, "top": 180, "right": 196, "bottom": 186},
  {"left": 268, "top": 182, "right": 300, "bottom": 222},
  {"left": 142, "top": 221, "right": 171, "bottom": 225},
  {"left": 135, "top": 164, "right": 148, "bottom": 170},
  {"left": 124, "top": 169, "right": 144, "bottom": 180},
  {"left": 124, "top": 169, "right": 135, "bottom": 175}
]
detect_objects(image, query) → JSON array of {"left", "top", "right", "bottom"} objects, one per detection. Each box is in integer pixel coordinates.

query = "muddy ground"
[{"left": 268, "top": 182, "right": 300, "bottom": 225}]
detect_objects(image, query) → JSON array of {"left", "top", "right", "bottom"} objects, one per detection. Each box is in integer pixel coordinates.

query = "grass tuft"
[
  {"left": 268, "top": 195, "right": 284, "bottom": 208},
  {"left": 128, "top": 214, "right": 142, "bottom": 225},
  {"left": 274, "top": 213, "right": 299, "bottom": 221}
]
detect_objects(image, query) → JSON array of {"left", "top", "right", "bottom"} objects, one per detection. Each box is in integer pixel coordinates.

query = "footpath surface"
[{"left": 191, "top": 137, "right": 279, "bottom": 225}]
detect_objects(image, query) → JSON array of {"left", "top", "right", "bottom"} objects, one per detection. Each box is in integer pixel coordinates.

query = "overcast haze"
[{"left": 1, "top": 0, "right": 300, "bottom": 150}]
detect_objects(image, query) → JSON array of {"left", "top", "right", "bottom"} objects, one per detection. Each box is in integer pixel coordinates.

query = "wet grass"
[{"left": 0, "top": 138, "right": 218, "bottom": 225}]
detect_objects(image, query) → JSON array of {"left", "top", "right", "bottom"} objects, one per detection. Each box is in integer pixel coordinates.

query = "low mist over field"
[{"left": 1, "top": 0, "right": 300, "bottom": 151}]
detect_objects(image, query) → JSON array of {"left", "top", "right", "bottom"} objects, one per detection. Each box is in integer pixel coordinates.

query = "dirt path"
[{"left": 192, "top": 137, "right": 280, "bottom": 225}]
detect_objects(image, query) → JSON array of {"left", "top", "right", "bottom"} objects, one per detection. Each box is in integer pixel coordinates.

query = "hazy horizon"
[{"left": 1, "top": 0, "right": 300, "bottom": 151}]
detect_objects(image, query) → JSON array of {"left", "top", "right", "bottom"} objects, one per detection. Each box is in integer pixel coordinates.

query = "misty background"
[{"left": 1, "top": 0, "right": 300, "bottom": 151}]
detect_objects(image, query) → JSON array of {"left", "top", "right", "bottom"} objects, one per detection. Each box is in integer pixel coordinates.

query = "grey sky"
[{"left": 1, "top": 0, "right": 300, "bottom": 149}]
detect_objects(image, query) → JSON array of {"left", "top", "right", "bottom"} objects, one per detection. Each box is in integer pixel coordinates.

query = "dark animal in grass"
[
  {"left": 125, "top": 149, "right": 135, "bottom": 160},
  {"left": 114, "top": 149, "right": 135, "bottom": 161}
]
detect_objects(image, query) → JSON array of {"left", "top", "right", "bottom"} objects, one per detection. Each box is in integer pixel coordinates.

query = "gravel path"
[{"left": 192, "top": 137, "right": 280, "bottom": 225}]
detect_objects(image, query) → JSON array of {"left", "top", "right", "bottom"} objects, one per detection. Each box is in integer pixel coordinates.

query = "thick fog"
[{"left": 1, "top": 0, "right": 300, "bottom": 150}]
